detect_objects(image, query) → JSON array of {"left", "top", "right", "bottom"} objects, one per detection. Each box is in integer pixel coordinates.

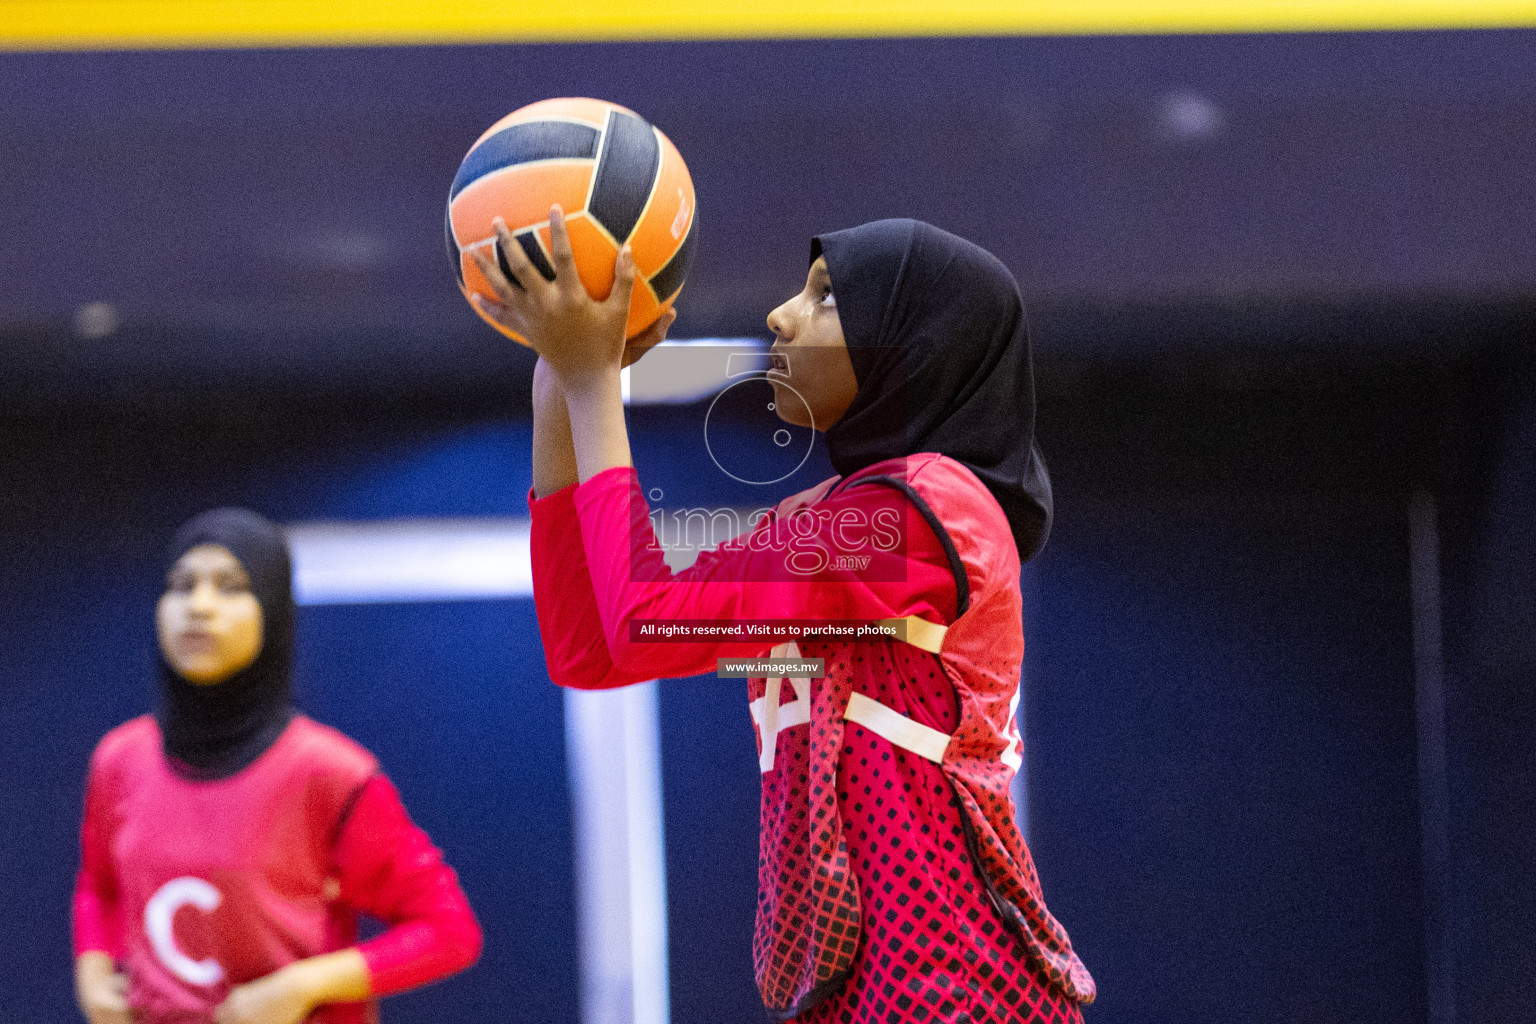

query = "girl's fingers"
[
  {"left": 621, "top": 308, "right": 676, "bottom": 367},
  {"left": 468, "top": 291, "right": 498, "bottom": 316},
  {"left": 547, "top": 206, "right": 580, "bottom": 290},
  {"left": 492, "top": 218, "right": 544, "bottom": 296},
  {"left": 608, "top": 245, "right": 637, "bottom": 310},
  {"left": 470, "top": 292, "right": 529, "bottom": 336},
  {"left": 469, "top": 243, "right": 525, "bottom": 307}
]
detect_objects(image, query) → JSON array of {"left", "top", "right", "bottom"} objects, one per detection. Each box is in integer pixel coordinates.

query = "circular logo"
[{"left": 703, "top": 377, "right": 816, "bottom": 486}]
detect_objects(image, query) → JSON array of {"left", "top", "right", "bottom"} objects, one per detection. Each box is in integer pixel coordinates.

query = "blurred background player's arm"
[
  {"left": 73, "top": 770, "right": 130, "bottom": 1024},
  {"left": 330, "top": 774, "right": 483, "bottom": 995},
  {"left": 215, "top": 773, "right": 481, "bottom": 1024},
  {"left": 212, "top": 950, "right": 369, "bottom": 1024},
  {"left": 74, "top": 952, "right": 131, "bottom": 1024}
]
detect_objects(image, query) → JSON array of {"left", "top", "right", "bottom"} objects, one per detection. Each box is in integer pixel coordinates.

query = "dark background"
[{"left": 2, "top": 28, "right": 1533, "bottom": 1024}]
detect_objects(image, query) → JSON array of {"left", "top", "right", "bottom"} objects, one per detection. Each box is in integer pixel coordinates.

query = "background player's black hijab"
[
  {"left": 812, "top": 218, "right": 1054, "bottom": 562},
  {"left": 158, "top": 508, "right": 295, "bottom": 779}
]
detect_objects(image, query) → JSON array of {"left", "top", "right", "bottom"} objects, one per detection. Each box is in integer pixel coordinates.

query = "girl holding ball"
[{"left": 472, "top": 209, "right": 1094, "bottom": 1024}]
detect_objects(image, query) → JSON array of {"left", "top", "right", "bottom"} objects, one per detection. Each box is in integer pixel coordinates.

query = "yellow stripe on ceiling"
[{"left": 3, "top": 0, "right": 1534, "bottom": 51}]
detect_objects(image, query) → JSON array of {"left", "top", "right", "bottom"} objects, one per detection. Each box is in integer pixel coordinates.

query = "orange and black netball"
[{"left": 446, "top": 97, "right": 699, "bottom": 344}]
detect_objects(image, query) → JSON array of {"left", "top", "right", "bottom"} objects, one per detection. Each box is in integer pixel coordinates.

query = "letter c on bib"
[{"left": 145, "top": 876, "right": 224, "bottom": 986}]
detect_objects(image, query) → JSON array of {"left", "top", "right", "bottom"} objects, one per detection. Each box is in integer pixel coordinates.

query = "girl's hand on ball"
[
  {"left": 623, "top": 307, "right": 677, "bottom": 368},
  {"left": 470, "top": 206, "right": 634, "bottom": 392}
]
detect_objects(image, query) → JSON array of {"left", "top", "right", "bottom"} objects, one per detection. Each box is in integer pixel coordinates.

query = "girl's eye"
[{"left": 818, "top": 286, "right": 836, "bottom": 308}]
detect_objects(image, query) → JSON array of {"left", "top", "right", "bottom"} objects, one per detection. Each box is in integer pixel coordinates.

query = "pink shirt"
[{"left": 74, "top": 715, "right": 481, "bottom": 1023}]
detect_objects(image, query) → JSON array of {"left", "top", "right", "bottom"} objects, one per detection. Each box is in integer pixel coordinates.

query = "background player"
[{"left": 73, "top": 508, "right": 482, "bottom": 1024}]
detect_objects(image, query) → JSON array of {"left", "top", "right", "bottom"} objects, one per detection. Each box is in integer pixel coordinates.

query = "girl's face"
[
  {"left": 157, "top": 544, "right": 264, "bottom": 685},
  {"left": 765, "top": 257, "right": 859, "bottom": 431}
]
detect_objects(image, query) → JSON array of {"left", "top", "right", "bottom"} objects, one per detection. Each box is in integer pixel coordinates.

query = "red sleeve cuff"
[
  {"left": 527, "top": 482, "right": 578, "bottom": 513},
  {"left": 72, "top": 878, "right": 123, "bottom": 959},
  {"left": 571, "top": 465, "right": 639, "bottom": 506},
  {"left": 359, "top": 912, "right": 483, "bottom": 996}
]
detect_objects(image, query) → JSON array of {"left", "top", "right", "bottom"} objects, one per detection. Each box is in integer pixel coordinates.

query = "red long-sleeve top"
[
  {"left": 74, "top": 714, "right": 482, "bottom": 1023},
  {"left": 528, "top": 461, "right": 956, "bottom": 688}
]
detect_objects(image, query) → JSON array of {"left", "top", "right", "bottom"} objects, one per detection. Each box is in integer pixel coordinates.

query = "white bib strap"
[
  {"left": 875, "top": 615, "right": 947, "bottom": 654},
  {"left": 756, "top": 676, "right": 782, "bottom": 773},
  {"left": 843, "top": 691, "right": 951, "bottom": 764},
  {"left": 750, "top": 641, "right": 811, "bottom": 773}
]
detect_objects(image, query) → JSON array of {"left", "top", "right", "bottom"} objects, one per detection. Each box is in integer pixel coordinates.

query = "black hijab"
[
  {"left": 813, "top": 219, "right": 1054, "bottom": 562},
  {"left": 157, "top": 508, "right": 296, "bottom": 779}
]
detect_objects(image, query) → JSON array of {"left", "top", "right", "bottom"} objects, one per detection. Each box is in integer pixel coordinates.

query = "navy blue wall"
[
  {"left": 1028, "top": 493, "right": 1423, "bottom": 1021},
  {"left": 1441, "top": 358, "right": 1536, "bottom": 1024},
  {"left": 656, "top": 675, "right": 763, "bottom": 1023}
]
